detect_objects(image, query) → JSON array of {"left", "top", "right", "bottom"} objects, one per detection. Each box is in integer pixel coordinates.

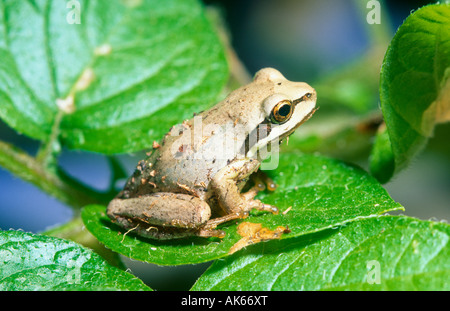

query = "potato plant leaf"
[
  {"left": 372, "top": 4, "right": 450, "bottom": 182},
  {"left": 0, "top": 230, "right": 151, "bottom": 290},
  {"left": 82, "top": 153, "right": 402, "bottom": 265},
  {"left": 0, "top": 0, "right": 228, "bottom": 153},
  {"left": 192, "top": 216, "right": 450, "bottom": 291}
]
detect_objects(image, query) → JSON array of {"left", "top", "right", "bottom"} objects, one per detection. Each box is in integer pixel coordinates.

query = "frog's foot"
[
  {"left": 246, "top": 198, "right": 279, "bottom": 215},
  {"left": 197, "top": 228, "right": 226, "bottom": 239},
  {"left": 241, "top": 188, "right": 279, "bottom": 215},
  {"left": 241, "top": 173, "right": 278, "bottom": 214},
  {"left": 242, "top": 171, "right": 277, "bottom": 201},
  {"left": 203, "top": 211, "right": 249, "bottom": 229},
  {"left": 193, "top": 210, "right": 252, "bottom": 239},
  {"left": 252, "top": 170, "right": 277, "bottom": 192}
]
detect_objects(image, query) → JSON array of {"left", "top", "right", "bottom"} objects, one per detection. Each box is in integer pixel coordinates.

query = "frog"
[{"left": 107, "top": 68, "right": 317, "bottom": 240}]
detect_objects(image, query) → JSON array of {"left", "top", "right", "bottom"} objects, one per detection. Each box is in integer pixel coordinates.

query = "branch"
[{"left": 0, "top": 140, "right": 110, "bottom": 209}]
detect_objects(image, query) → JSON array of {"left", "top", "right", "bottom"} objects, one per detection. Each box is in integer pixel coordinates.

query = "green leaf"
[
  {"left": 369, "top": 125, "right": 395, "bottom": 184},
  {"left": 0, "top": 230, "right": 151, "bottom": 290},
  {"left": 82, "top": 153, "right": 402, "bottom": 265},
  {"left": 43, "top": 216, "right": 126, "bottom": 269},
  {"left": 191, "top": 216, "right": 450, "bottom": 291},
  {"left": 0, "top": 0, "right": 228, "bottom": 154},
  {"left": 373, "top": 4, "right": 450, "bottom": 181}
]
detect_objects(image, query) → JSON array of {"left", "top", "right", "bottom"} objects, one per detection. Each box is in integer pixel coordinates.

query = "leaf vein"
[{"left": 43, "top": 0, "right": 58, "bottom": 99}]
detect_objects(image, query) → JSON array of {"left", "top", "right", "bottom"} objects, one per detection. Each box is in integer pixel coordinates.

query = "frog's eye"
[{"left": 270, "top": 100, "right": 293, "bottom": 124}]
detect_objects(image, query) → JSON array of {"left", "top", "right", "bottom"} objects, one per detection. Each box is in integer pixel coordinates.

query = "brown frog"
[{"left": 107, "top": 68, "right": 317, "bottom": 239}]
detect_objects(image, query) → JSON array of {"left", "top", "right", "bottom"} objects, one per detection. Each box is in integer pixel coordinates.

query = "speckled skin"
[{"left": 107, "top": 68, "right": 317, "bottom": 239}]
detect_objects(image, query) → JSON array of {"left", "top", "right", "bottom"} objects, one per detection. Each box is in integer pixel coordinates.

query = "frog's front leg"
[
  {"left": 209, "top": 158, "right": 279, "bottom": 220},
  {"left": 107, "top": 193, "right": 225, "bottom": 239}
]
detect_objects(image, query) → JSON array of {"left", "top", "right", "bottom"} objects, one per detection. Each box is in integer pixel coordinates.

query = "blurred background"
[{"left": 0, "top": 0, "right": 448, "bottom": 290}]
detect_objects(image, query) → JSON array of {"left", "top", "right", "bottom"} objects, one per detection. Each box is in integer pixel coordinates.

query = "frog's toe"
[
  {"left": 248, "top": 199, "right": 279, "bottom": 215},
  {"left": 259, "top": 174, "right": 277, "bottom": 191},
  {"left": 197, "top": 228, "right": 226, "bottom": 239},
  {"left": 265, "top": 180, "right": 277, "bottom": 192},
  {"left": 251, "top": 171, "right": 277, "bottom": 192}
]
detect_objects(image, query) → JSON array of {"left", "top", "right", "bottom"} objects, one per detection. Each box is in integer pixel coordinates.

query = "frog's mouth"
[{"left": 244, "top": 107, "right": 318, "bottom": 158}]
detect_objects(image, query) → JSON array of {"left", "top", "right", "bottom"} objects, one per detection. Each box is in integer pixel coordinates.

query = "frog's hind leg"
[{"left": 107, "top": 193, "right": 224, "bottom": 240}]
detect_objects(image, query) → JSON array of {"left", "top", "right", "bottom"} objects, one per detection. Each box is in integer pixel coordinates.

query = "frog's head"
[{"left": 247, "top": 68, "right": 317, "bottom": 158}]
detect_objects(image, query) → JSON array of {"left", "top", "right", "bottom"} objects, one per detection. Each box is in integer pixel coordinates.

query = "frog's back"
[
  {"left": 120, "top": 124, "right": 242, "bottom": 201},
  {"left": 119, "top": 69, "right": 283, "bottom": 201},
  {"left": 157, "top": 120, "right": 247, "bottom": 195}
]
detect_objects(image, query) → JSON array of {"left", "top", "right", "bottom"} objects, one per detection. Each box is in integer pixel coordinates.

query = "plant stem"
[
  {"left": 206, "top": 6, "right": 252, "bottom": 91},
  {"left": 35, "top": 109, "right": 64, "bottom": 170},
  {"left": 0, "top": 140, "right": 110, "bottom": 209}
]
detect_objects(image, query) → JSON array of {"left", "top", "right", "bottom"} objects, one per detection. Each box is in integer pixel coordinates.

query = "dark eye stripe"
[{"left": 292, "top": 92, "right": 313, "bottom": 105}]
